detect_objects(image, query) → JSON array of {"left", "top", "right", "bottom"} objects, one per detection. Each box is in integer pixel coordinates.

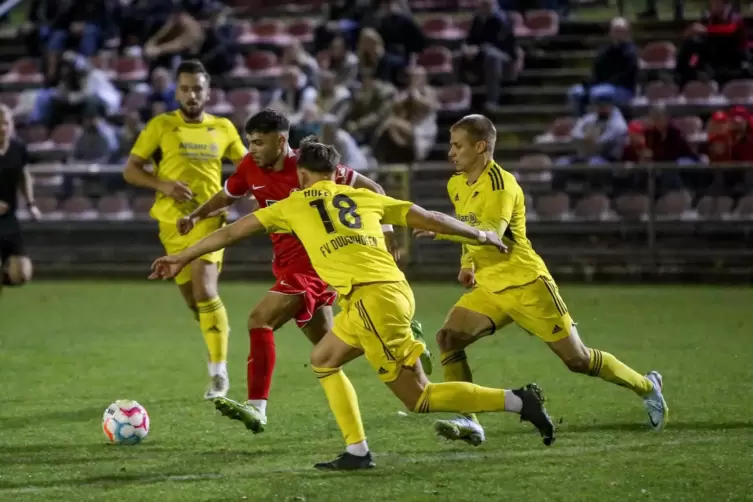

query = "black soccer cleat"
[
  {"left": 314, "top": 451, "right": 376, "bottom": 471},
  {"left": 513, "top": 383, "right": 556, "bottom": 446}
]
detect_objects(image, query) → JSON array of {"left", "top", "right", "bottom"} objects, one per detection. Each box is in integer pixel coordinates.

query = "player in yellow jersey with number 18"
[
  {"left": 123, "top": 60, "right": 247, "bottom": 400},
  {"left": 414, "top": 114, "right": 668, "bottom": 446},
  {"left": 149, "top": 139, "right": 557, "bottom": 470}
]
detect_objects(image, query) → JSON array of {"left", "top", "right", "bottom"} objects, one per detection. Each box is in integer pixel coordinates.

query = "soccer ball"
[{"left": 102, "top": 400, "right": 150, "bottom": 445}]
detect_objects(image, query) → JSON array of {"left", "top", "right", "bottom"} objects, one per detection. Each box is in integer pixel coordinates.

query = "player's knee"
[
  {"left": 192, "top": 284, "right": 217, "bottom": 304},
  {"left": 309, "top": 344, "right": 336, "bottom": 369},
  {"left": 436, "top": 328, "right": 467, "bottom": 351},
  {"left": 247, "top": 311, "right": 274, "bottom": 331}
]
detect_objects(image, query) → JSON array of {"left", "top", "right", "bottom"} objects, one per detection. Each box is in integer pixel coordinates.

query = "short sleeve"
[
  {"left": 375, "top": 193, "right": 414, "bottom": 226},
  {"left": 254, "top": 199, "right": 292, "bottom": 234},
  {"left": 223, "top": 121, "right": 247, "bottom": 163},
  {"left": 130, "top": 117, "right": 161, "bottom": 160},
  {"left": 334, "top": 164, "right": 357, "bottom": 186},
  {"left": 223, "top": 156, "right": 251, "bottom": 198}
]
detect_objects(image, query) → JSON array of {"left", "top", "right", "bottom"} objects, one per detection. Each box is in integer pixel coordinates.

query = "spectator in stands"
[
  {"left": 343, "top": 68, "right": 396, "bottom": 145},
  {"left": 312, "top": 70, "right": 351, "bottom": 124},
  {"left": 66, "top": 52, "right": 121, "bottom": 118},
  {"left": 146, "top": 67, "right": 179, "bottom": 120},
  {"left": 356, "top": 27, "right": 402, "bottom": 85},
  {"left": 72, "top": 103, "right": 118, "bottom": 164},
  {"left": 282, "top": 41, "right": 320, "bottom": 80},
  {"left": 196, "top": 5, "right": 238, "bottom": 77},
  {"left": 622, "top": 120, "right": 652, "bottom": 163},
  {"left": 460, "top": 0, "right": 519, "bottom": 112},
  {"left": 268, "top": 66, "right": 317, "bottom": 125},
  {"left": 38, "top": 0, "right": 116, "bottom": 83},
  {"left": 554, "top": 92, "right": 627, "bottom": 192},
  {"left": 23, "top": 0, "right": 65, "bottom": 64},
  {"left": 318, "top": 35, "right": 359, "bottom": 87},
  {"left": 372, "top": 66, "right": 437, "bottom": 164},
  {"left": 119, "top": 0, "right": 174, "bottom": 50},
  {"left": 676, "top": 0, "right": 748, "bottom": 86},
  {"left": 568, "top": 17, "right": 637, "bottom": 117},
  {"left": 363, "top": 0, "right": 424, "bottom": 69},
  {"left": 642, "top": 104, "right": 696, "bottom": 193},
  {"left": 701, "top": 107, "right": 753, "bottom": 195},
  {"left": 703, "top": 110, "right": 733, "bottom": 163},
  {"left": 320, "top": 114, "right": 368, "bottom": 172},
  {"left": 314, "top": 0, "right": 370, "bottom": 52},
  {"left": 143, "top": 0, "right": 212, "bottom": 71}
]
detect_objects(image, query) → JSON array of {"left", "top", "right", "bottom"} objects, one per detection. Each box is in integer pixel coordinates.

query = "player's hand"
[
  {"left": 481, "top": 231, "right": 508, "bottom": 254},
  {"left": 0, "top": 201, "right": 8, "bottom": 216},
  {"left": 177, "top": 215, "right": 197, "bottom": 235},
  {"left": 27, "top": 204, "right": 42, "bottom": 221},
  {"left": 149, "top": 255, "right": 188, "bottom": 280},
  {"left": 384, "top": 230, "right": 401, "bottom": 262},
  {"left": 412, "top": 229, "right": 436, "bottom": 239},
  {"left": 159, "top": 181, "right": 194, "bottom": 203},
  {"left": 458, "top": 268, "right": 475, "bottom": 288}
]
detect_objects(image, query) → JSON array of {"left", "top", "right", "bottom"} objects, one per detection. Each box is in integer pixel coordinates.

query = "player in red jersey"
[{"left": 178, "top": 109, "right": 430, "bottom": 432}]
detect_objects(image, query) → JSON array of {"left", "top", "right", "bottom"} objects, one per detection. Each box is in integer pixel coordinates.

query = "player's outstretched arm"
[
  {"left": 404, "top": 205, "right": 507, "bottom": 253},
  {"left": 177, "top": 190, "right": 255, "bottom": 235},
  {"left": 150, "top": 214, "right": 267, "bottom": 280}
]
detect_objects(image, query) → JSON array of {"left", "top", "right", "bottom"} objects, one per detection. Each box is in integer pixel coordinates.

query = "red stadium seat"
[
  {"left": 98, "top": 195, "right": 134, "bottom": 221},
  {"left": 682, "top": 80, "right": 717, "bottom": 105},
  {"left": 245, "top": 51, "right": 282, "bottom": 77},
  {"left": 0, "top": 58, "right": 44, "bottom": 84},
  {"left": 227, "top": 88, "right": 261, "bottom": 110},
  {"left": 436, "top": 84, "right": 471, "bottom": 112},
  {"left": 574, "top": 194, "right": 611, "bottom": 221},
  {"left": 50, "top": 124, "right": 81, "bottom": 148},
  {"left": 251, "top": 19, "right": 290, "bottom": 46},
  {"left": 421, "top": 15, "right": 463, "bottom": 41},
  {"left": 656, "top": 190, "right": 693, "bottom": 219},
  {"left": 287, "top": 20, "right": 314, "bottom": 44},
  {"left": 525, "top": 10, "right": 559, "bottom": 37},
  {"left": 696, "top": 195, "right": 734, "bottom": 219},
  {"left": 639, "top": 42, "right": 676, "bottom": 70},
  {"left": 416, "top": 46, "right": 453, "bottom": 76},
  {"left": 722, "top": 80, "right": 753, "bottom": 104},
  {"left": 535, "top": 193, "right": 570, "bottom": 220},
  {"left": 614, "top": 194, "right": 649, "bottom": 220},
  {"left": 115, "top": 57, "right": 148, "bottom": 81},
  {"left": 122, "top": 92, "right": 148, "bottom": 112}
]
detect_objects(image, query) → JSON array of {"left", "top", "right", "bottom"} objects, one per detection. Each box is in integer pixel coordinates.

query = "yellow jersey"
[
  {"left": 439, "top": 160, "right": 551, "bottom": 292},
  {"left": 130, "top": 111, "right": 247, "bottom": 223},
  {"left": 254, "top": 180, "right": 412, "bottom": 295}
]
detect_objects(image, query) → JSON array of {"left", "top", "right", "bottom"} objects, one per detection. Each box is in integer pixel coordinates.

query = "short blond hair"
[{"left": 451, "top": 114, "right": 497, "bottom": 151}]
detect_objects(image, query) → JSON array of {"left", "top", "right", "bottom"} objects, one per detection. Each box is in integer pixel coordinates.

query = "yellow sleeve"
[
  {"left": 493, "top": 187, "right": 515, "bottom": 228},
  {"left": 254, "top": 199, "right": 292, "bottom": 234},
  {"left": 461, "top": 244, "right": 473, "bottom": 269},
  {"left": 374, "top": 193, "right": 414, "bottom": 226},
  {"left": 130, "top": 116, "right": 162, "bottom": 160},
  {"left": 222, "top": 120, "right": 247, "bottom": 163}
]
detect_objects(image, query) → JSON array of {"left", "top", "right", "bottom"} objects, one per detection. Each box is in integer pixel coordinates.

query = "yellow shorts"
[
  {"left": 453, "top": 276, "right": 574, "bottom": 342},
  {"left": 158, "top": 216, "right": 225, "bottom": 285},
  {"left": 333, "top": 281, "right": 424, "bottom": 382}
]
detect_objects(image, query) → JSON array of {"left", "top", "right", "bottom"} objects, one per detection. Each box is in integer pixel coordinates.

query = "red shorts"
[{"left": 269, "top": 271, "right": 337, "bottom": 328}]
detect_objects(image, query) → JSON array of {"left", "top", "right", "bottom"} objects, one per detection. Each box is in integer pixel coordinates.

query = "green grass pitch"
[{"left": 1, "top": 282, "right": 752, "bottom": 501}]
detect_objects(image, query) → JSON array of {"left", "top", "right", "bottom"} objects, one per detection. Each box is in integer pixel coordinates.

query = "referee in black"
[{"left": 0, "top": 104, "right": 41, "bottom": 295}]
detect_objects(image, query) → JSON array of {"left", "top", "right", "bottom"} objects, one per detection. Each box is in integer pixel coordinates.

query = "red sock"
[{"left": 248, "top": 328, "right": 276, "bottom": 401}]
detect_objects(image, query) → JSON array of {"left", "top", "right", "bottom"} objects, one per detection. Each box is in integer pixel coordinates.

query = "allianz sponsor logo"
[
  {"left": 179, "top": 141, "right": 219, "bottom": 159},
  {"left": 457, "top": 212, "right": 477, "bottom": 225}
]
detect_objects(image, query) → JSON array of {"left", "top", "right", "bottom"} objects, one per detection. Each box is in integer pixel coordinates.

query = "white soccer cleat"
[
  {"left": 643, "top": 371, "right": 668, "bottom": 431},
  {"left": 204, "top": 373, "right": 229, "bottom": 400},
  {"left": 433, "top": 416, "right": 486, "bottom": 446}
]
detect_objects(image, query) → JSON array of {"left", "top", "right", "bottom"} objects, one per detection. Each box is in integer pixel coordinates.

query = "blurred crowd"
[{"left": 554, "top": 0, "right": 753, "bottom": 199}]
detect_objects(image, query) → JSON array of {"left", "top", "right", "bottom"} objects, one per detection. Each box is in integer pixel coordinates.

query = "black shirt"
[{"left": 0, "top": 138, "right": 29, "bottom": 223}]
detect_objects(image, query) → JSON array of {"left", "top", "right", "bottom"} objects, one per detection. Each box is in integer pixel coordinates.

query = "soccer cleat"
[
  {"left": 314, "top": 451, "right": 376, "bottom": 471},
  {"left": 212, "top": 396, "right": 267, "bottom": 433},
  {"left": 433, "top": 416, "right": 486, "bottom": 446},
  {"left": 513, "top": 383, "right": 556, "bottom": 446},
  {"left": 411, "top": 319, "right": 433, "bottom": 376},
  {"left": 204, "top": 373, "right": 229, "bottom": 400},
  {"left": 643, "top": 371, "right": 668, "bottom": 431}
]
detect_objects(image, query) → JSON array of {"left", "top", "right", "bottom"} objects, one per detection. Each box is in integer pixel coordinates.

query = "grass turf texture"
[{"left": 1, "top": 282, "right": 752, "bottom": 501}]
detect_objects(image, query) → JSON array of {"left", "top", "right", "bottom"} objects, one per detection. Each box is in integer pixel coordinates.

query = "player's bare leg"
[
  {"left": 214, "top": 291, "right": 305, "bottom": 432},
  {"left": 547, "top": 326, "right": 668, "bottom": 430},
  {"left": 301, "top": 305, "right": 334, "bottom": 345},
  {"left": 433, "top": 307, "right": 511, "bottom": 445},
  {"left": 191, "top": 260, "right": 230, "bottom": 400}
]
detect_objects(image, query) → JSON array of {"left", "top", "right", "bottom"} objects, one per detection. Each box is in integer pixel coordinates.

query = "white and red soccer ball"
[{"left": 102, "top": 400, "right": 150, "bottom": 445}]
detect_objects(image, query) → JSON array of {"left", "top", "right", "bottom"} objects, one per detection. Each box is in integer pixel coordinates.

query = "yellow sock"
[
  {"left": 413, "top": 382, "right": 506, "bottom": 414},
  {"left": 588, "top": 348, "right": 653, "bottom": 396},
  {"left": 440, "top": 350, "right": 479, "bottom": 423},
  {"left": 313, "top": 366, "right": 366, "bottom": 445},
  {"left": 197, "top": 297, "right": 229, "bottom": 364}
]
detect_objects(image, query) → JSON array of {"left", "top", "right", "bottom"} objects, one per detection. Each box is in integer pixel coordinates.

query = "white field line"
[{"left": 0, "top": 436, "right": 726, "bottom": 495}]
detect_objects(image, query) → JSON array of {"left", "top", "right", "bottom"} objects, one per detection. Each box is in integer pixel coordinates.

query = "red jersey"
[{"left": 223, "top": 149, "right": 357, "bottom": 276}]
